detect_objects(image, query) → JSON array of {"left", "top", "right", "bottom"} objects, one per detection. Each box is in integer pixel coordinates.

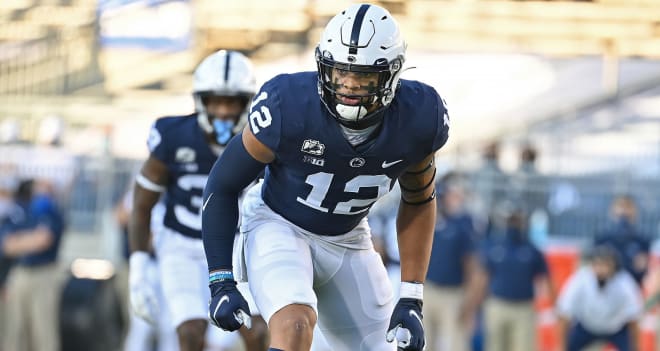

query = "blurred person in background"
[
  {"left": 0, "top": 115, "right": 23, "bottom": 306},
  {"left": 128, "top": 49, "right": 268, "bottom": 351},
  {"left": 1, "top": 178, "right": 65, "bottom": 351},
  {"left": 474, "top": 203, "right": 554, "bottom": 351},
  {"left": 424, "top": 174, "right": 480, "bottom": 351},
  {"left": 644, "top": 257, "right": 660, "bottom": 351},
  {"left": 0, "top": 177, "right": 18, "bottom": 351},
  {"left": 470, "top": 141, "right": 508, "bottom": 237},
  {"left": 510, "top": 143, "right": 550, "bottom": 248},
  {"left": 509, "top": 143, "right": 541, "bottom": 201},
  {"left": 0, "top": 115, "right": 78, "bottom": 210},
  {"left": 518, "top": 143, "right": 538, "bottom": 175},
  {"left": 593, "top": 195, "right": 650, "bottom": 286},
  {"left": 556, "top": 245, "right": 642, "bottom": 351}
]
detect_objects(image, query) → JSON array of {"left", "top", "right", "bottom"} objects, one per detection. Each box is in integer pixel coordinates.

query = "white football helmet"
[
  {"left": 193, "top": 50, "right": 256, "bottom": 144},
  {"left": 316, "top": 3, "right": 406, "bottom": 130}
]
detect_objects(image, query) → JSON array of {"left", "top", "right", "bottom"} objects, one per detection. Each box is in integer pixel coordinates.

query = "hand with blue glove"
[
  {"left": 208, "top": 270, "right": 252, "bottom": 331},
  {"left": 386, "top": 282, "right": 425, "bottom": 350}
]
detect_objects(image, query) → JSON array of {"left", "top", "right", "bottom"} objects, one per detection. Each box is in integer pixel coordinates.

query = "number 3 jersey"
[
  {"left": 250, "top": 72, "right": 449, "bottom": 236},
  {"left": 147, "top": 114, "right": 218, "bottom": 238}
]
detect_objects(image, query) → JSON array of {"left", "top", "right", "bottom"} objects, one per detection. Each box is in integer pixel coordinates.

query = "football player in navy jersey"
[
  {"left": 128, "top": 50, "right": 268, "bottom": 351},
  {"left": 202, "top": 4, "right": 450, "bottom": 351}
]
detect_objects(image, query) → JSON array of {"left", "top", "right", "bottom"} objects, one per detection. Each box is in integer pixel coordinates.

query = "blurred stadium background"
[{"left": 1, "top": 0, "right": 660, "bottom": 350}]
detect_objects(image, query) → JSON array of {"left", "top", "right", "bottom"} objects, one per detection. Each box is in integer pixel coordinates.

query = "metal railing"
[
  {"left": 0, "top": 15, "right": 102, "bottom": 95},
  {"left": 465, "top": 169, "right": 660, "bottom": 239},
  {"left": 1, "top": 149, "right": 657, "bottom": 260}
]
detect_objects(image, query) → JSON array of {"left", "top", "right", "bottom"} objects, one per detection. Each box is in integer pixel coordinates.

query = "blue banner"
[{"left": 98, "top": 0, "right": 191, "bottom": 51}]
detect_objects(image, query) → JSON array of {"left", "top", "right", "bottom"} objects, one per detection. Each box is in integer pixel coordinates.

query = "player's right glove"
[
  {"left": 208, "top": 270, "right": 252, "bottom": 331},
  {"left": 387, "top": 282, "right": 426, "bottom": 350},
  {"left": 128, "top": 251, "right": 159, "bottom": 324}
]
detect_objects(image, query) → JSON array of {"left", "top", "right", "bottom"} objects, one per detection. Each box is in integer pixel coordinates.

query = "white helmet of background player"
[
  {"left": 193, "top": 50, "right": 256, "bottom": 145},
  {"left": 316, "top": 3, "right": 406, "bottom": 130}
]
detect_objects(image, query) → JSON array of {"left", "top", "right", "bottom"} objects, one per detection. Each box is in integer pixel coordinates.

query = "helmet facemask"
[
  {"left": 193, "top": 50, "right": 257, "bottom": 146},
  {"left": 195, "top": 92, "right": 251, "bottom": 146},
  {"left": 317, "top": 48, "right": 403, "bottom": 130}
]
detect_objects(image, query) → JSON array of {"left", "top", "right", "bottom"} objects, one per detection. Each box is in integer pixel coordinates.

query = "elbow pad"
[{"left": 202, "top": 135, "right": 266, "bottom": 272}]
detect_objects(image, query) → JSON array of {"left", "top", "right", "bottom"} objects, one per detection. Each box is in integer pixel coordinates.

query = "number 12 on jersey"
[{"left": 296, "top": 172, "right": 392, "bottom": 215}]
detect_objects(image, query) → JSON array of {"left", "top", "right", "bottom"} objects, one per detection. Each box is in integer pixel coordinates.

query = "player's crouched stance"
[
  {"left": 203, "top": 3, "right": 449, "bottom": 351},
  {"left": 128, "top": 50, "right": 268, "bottom": 351}
]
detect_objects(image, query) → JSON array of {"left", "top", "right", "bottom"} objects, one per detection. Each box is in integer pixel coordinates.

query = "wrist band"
[
  {"left": 129, "top": 251, "right": 151, "bottom": 267},
  {"left": 136, "top": 173, "right": 166, "bottom": 193},
  {"left": 400, "top": 281, "right": 424, "bottom": 300},
  {"left": 209, "top": 270, "right": 233, "bottom": 284}
]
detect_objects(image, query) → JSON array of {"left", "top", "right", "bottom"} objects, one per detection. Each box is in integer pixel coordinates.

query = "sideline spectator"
[
  {"left": 1, "top": 179, "right": 65, "bottom": 351},
  {"left": 471, "top": 141, "right": 508, "bottom": 237},
  {"left": 424, "top": 176, "right": 479, "bottom": 351},
  {"left": 557, "top": 245, "right": 642, "bottom": 351},
  {"left": 594, "top": 195, "right": 650, "bottom": 286},
  {"left": 0, "top": 177, "right": 17, "bottom": 351},
  {"left": 475, "top": 204, "right": 554, "bottom": 351}
]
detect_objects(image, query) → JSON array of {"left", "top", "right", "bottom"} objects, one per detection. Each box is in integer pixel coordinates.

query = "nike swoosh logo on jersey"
[
  {"left": 202, "top": 193, "right": 214, "bottom": 211},
  {"left": 382, "top": 159, "right": 403, "bottom": 168}
]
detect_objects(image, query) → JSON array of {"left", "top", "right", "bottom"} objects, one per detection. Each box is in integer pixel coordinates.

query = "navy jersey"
[
  {"left": 148, "top": 114, "right": 218, "bottom": 238},
  {"left": 248, "top": 72, "right": 449, "bottom": 235},
  {"left": 480, "top": 239, "right": 548, "bottom": 301},
  {"left": 427, "top": 214, "right": 476, "bottom": 286},
  {"left": 594, "top": 225, "right": 651, "bottom": 285}
]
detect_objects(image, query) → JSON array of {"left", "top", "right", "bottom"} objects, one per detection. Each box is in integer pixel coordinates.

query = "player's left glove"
[
  {"left": 208, "top": 270, "right": 252, "bottom": 332},
  {"left": 128, "top": 251, "right": 160, "bottom": 325},
  {"left": 387, "top": 282, "right": 425, "bottom": 350}
]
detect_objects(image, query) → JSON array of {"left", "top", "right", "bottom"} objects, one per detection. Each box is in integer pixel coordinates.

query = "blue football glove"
[
  {"left": 208, "top": 278, "right": 252, "bottom": 331},
  {"left": 386, "top": 298, "right": 425, "bottom": 350}
]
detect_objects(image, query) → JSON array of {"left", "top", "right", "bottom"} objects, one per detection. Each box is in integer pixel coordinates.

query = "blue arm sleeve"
[{"left": 202, "top": 134, "right": 266, "bottom": 272}]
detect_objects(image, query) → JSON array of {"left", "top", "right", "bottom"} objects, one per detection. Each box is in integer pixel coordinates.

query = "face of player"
[
  {"left": 203, "top": 96, "right": 246, "bottom": 123},
  {"left": 330, "top": 68, "right": 381, "bottom": 111}
]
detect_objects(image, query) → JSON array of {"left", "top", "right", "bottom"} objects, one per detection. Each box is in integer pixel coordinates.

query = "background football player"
[
  {"left": 128, "top": 50, "right": 268, "bottom": 351},
  {"left": 202, "top": 4, "right": 449, "bottom": 351}
]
